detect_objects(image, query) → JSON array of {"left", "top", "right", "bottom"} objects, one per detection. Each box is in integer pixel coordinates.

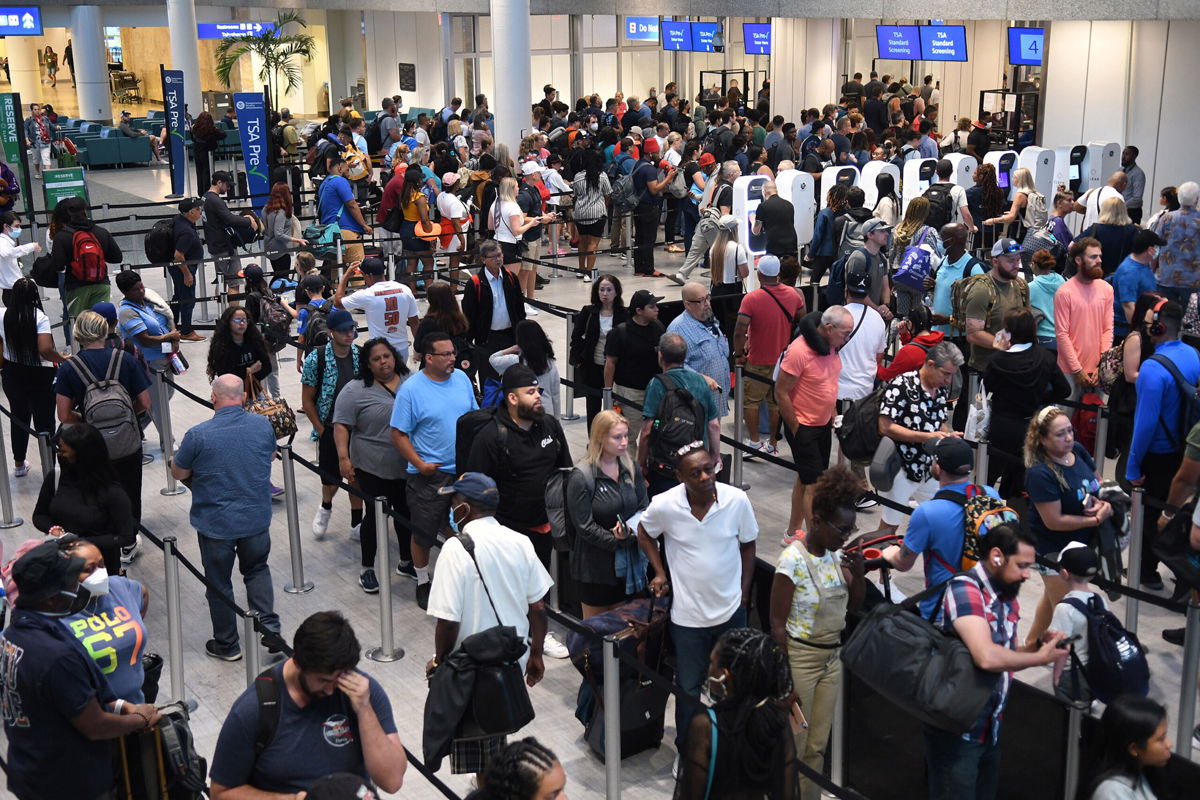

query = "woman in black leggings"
[{"left": 0, "top": 278, "right": 64, "bottom": 476}]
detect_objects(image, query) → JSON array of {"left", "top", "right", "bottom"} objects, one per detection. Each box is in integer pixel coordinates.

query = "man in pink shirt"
[
  {"left": 775, "top": 306, "right": 853, "bottom": 537},
  {"left": 1055, "top": 237, "right": 1114, "bottom": 402}
]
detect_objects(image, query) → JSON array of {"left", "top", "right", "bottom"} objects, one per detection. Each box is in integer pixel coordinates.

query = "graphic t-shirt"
[
  {"left": 341, "top": 281, "right": 419, "bottom": 355},
  {"left": 60, "top": 576, "right": 147, "bottom": 702},
  {"left": 775, "top": 542, "right": 844, "bottom": 639},
  {"left": 1025, "top": 442, "right": 1101, "bottom": 553}
]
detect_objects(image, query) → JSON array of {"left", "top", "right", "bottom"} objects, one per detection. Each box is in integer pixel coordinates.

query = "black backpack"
[
  {"left": 1063, "top": 595, "right": 1150, "bottom": 703},
  {"left": 144, "top": 217, "right": 176, "bottom": 264},
  {"left": 455, "top": 405, "right": 510, "bottom": 476},
  {"left": 254, "top": 665, "right": 356, "bottom": 758},
  {"left": 302, "top": 300, "right": 332, "bottom": 356},
  {"left": 825, "top": 246, "right": 868, "bottom": 307},
  {"left": 155, "top": 703, "right": 209, "bottom": 798},
  {"left": 271, "top": 123, "right": 287, "bottom": 153},
  {"left": 646, "top": 373, "right": 706, "bottom": 478},
  {"left": 835, "top": 380, "right": 887, "bottom": 462},
  {"left": 364, "top": 115, "right": 385, "bottom": 155},
  {"left": 922, "top": 183, "right": 956, "bottom": 230}
]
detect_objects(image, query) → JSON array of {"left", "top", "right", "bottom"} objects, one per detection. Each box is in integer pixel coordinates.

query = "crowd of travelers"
[{"left": 0, "top": 70, "right": 1197, "bottom": 800}]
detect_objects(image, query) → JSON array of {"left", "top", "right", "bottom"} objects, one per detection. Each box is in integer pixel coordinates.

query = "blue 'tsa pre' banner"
[
  {"left": 233, "top": 92, "right": 269, "bottom": 211},
  {"left": 161, "top": 69, "right": 186, "bottom": 196}
]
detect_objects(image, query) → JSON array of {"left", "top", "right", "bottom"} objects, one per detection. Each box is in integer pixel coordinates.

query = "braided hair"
[
  {"left": 711, "top": 628, "right": 793, "bottom": 790},
  {"left": 469, "top": 738, "right": 558, "bottom": 800}
]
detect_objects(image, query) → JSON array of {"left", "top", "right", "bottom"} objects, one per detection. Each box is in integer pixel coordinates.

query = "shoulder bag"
[{"left": 243, "top": 374, "right": 298, "bottom": 440}]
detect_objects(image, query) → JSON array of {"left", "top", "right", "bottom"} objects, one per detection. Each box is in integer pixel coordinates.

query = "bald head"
[
  {"left": 761, "top": 181, "right": 777, "bottom": 198},
  {"left": 777, "top": 159, "right": 795, "bottom": 172},
  {"left": 681, "top": 281, "right": 712, "bottom": 322},
  {"left": 1109, "top": 171, "right": 1128, "bottom": 191},
  {"left": 212, "top": 374, "right": 245, "bottom": 409}
]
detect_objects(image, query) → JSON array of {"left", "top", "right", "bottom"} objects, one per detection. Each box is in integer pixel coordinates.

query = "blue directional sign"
[
  {"left": 920, "top": 25, "right": 968, "bottom": 62},
  {"left": 876, "top": 25, "right": 920, "bottom": 59},
  {"left": 661, "top": 22, "right": 690, "bottom": 52},
  {"left": 625, "top": 16, "right": 659, "bottom": 42},
  {"left": 691, "top": 22, "right": 718, "bottom": 53},
  {"left": 743, "top": 23, "right": 771, "bottom": 55},
  {"left": 1008, "top": 27, "right": 1044, "bottom": 66},
  {"left": 197, "top": 22, "right": 279, "bottom": 40},
  {"left": 0, "top": 8, "right": 43, "bottom": 36}
]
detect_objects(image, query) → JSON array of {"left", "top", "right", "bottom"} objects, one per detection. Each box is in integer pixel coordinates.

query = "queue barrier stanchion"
[
  {"left": 602, "top": 386, "right": 613, "bottom": 412},
  {"left": 1177, "top": 597, "right": 1200, "bottom": 761},
  {"left": 0, "top": 420, "right": 23, "bottom": 529},
  {"left": 968, "top": 370, "right": 980, "bottom": 414},
  {"left": 243, "top": 610, "right": 262, "bottom": 687},
  {"left": 602, "top": 635, "right": 622, "bottom": 799},
  {"left": 973, "top": 436, "right": 990, "bottom": 485},
  {"left": 1094, "top": 408, "right": 1109, "bottom": 476},
  {"left": 162, "top": 536, "right": 197, "bottom": 711},
  {"left": 732, "top": 365, "right": 746, "bottom": 489},
  {"left": 832, "top": 676, "right": 847, "bottom": 788},
  {"left": 1124, "top": 488, "right": 1145, "bottom": 634},
  {"left": 560, "top": 312, "right": 580, "bottom": 421},
  {"left": 367, "top": 495, "right": 405, "bottom": 663},
  {"left": 1063, "top": 703, "right": 1084, "bottom": 800},
  {"left": 196, "top": 260, "right": 213, "bottom": 323},
  {"left": 155, "top": 371, "right": 186, "bottom": 497},
  {"left": 279, "top": 444, "right": 315, "bottom": 594},
  {"left": 36, "top": 431, "right": 55, "bottom": 480}
]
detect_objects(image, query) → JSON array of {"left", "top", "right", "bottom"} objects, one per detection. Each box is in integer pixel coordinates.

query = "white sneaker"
[
  {"left": 350, "top": 523, "right": 361, "bottom": 542},
  {"left": 524, "top": 303, "right": 540, "bottom": 317},
  {"left": 543, "top": 633, "right": 569, "bottom": 659},
  {"left": 120, "top": 534, "right": 142, "bottom": 566},
  {"left": 312, "top": 506, "right": 332, "bottom": 540},
  {"left": 672, "top": 752, "right": 680, "bottom": 779}
]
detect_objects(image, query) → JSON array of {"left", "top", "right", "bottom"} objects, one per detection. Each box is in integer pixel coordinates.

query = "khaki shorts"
[
  {"left": 520, "top": 239, "right": 542, "bottom": 271},
  {"left": 340, "top": 229, "right": 364, "bottom": 265},
  {"left": 743, "top": 362, "right": 779, "bottom": 413}
]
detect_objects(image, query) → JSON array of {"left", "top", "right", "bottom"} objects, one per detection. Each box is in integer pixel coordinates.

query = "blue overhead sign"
[
  {"left": 625, "top": 16, "right": 659, "bottom": 41},
  {"left": 197, "top": 22, "right": 279, "bottom": 40},
  {"left": 743, "top": 23, "right": 771, "bottom": 55},
  {"left": 876, "top": 25, "right": 920, "bottom": 59},
  {"left": 691, "top": 22, "right": 718, "bottom": 53},
  {"left": 0, "top": 7, "right": 43, "bottom": 36},
  {"left": 920, "top": 25, "right": 968, "bottom": 62},
  {"left": 661, "top": 21, "right": 690, "bottom": 51}
]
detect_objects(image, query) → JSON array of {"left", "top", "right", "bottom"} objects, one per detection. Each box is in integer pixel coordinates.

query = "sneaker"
[
  {"left": 395, "top": 560, "right": 418, "bottom": 581},
  {"left": 762, "top": 443, "right": 779, "bottom": 456},
  {"left": 524, "top": 303, "right": 540, "bottom": 317},
  {"left": 260, "top": 632, "right": 287, "bottom": 654},
  {"left": 270, "top": 484, "right": 285, "bottom": 501},
  {"left": 780, "top": 529, "right": 803, "bottom": 548},
  {"left": 350, "top": 523, "right": 361, "bottom": 542},
  {"left": 204, "top": 639, "right": 242, "bottom": 662},
  {"left": 141, "top": 453, "right": 155, "bottom": 466},
  {"left": 855, "top": 496, "right": 879, "bottom": 511},
  {"left": 1192, "top": 724, "right": 1200, "bottom": 752},
  {"left": 359, "top": 568, "right": 380, "bottom": 593},
  {"left": 312, "top": 506, "right": 332, "bottom": 539},
  {"left": 120, "top": 535, "right": 142, "bottom": 566},
  {"left": 416, "top": 581, "right": 432, "bottom": 610},
  {"left": 741, "top": 438, "right": 765, "bottom": 458},
  {"left": 179, "top": 331, "right": 207, "bottom": 342},
  {"left": 543, "top": 633, "right": 569, "bottom": 659},
  {"left": 13, "top": 463, "right": 28, "bottom": 477},
  {"left": 582, "top": 273, "right": 593, "bottom": 283},
  {"left": 1141, "top": 572, "right": 1165, "bottom": 591},
  {"left": 1162, "top": 627, "right": 1185, "bottom": 646},
  {"left": 671, "top": 271, "right": 687, "bottom": 286}
]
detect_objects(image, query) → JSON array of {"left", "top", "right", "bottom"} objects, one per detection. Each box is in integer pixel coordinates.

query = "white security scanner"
[
  {"left": 819, "top": 166, "right": 859, "bottom": 209},
  {"left": 1083, "top": 141, "right": 1121, "bottom": 191},
  {"left": 1017, "top": 147, "right": 1056, "bottom": 201},
  {"left": 860, "top": 162, "right": 901, "bottom": 209},
  {"left": 733, "top": 175, "right": 770, "bottom": 257},
  {"left": 776, "top": 169, "right": 816, "bottom": 246},
  {"left": 1053, "top": 145, "right": 1088, "bottom": 195},
  {"left": 983, "top": 150, "right": 1018, "bottom": 201},
  {"left": 943, "top": 154, "right": 977, "bottom": 190},
  {"left": 901, "top": 158, "right": 939, "bottom": 212}
]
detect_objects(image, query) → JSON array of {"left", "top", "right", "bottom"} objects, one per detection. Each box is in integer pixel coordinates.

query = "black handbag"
[
  {"left": 454, "top": 533, "right": 536, "bottom": 740},
  {"left": 841, "top": 573, "right": 1000, "bottom": 735}
]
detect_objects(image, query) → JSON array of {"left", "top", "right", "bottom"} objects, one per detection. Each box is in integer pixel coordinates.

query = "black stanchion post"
[
  {"left": 36, "top": 431, "right": 54, "bottom": 480},
  {"left": 1177, "top": 597, "right": 1200, "bottom": 760},
  {"left": 367, "top": 496, "right": 404, "bottom": 663},
  {"left": 243, "top": 610, "right": 262, "bottom": 687},
  {"left": 1124, "top": 488, "right": 1144, "bottom": 634},
  {"left": 279, "top": 444, "right": 315, "bottom": 594}
]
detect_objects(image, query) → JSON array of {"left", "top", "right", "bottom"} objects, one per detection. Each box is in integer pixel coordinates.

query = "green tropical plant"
[{"left": 214, "top": 11, "right": 316, "bottom": 106}]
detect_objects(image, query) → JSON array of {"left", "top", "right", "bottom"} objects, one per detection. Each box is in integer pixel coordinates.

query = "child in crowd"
[
  {"left": 1051, "top": 542, "right": 1104, "bottom": 704},
  {"left": 1028, "top": 247, "right": 1064, "bottom": 351}
]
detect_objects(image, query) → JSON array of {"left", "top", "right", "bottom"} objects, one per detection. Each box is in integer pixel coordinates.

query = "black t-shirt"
[
  {"left": 632, "top": 161, "right": 661, "bottom": 208},
  {"left": 967, "top": 128, "right": 990, "bottom": 158},
  {"left": 801, "top": 153, "right": 829, "bottom": 174},
  {"left": 755, "top": 194, "right": 797, "bottom": 256},
  {"left": 604, "top": 319, "right": 665, "bottom": 388},
  {"left": 712, "top": 183, "right": 733, "bottom": 212},
  {"left": 863, "top": 99, "right": 888, "bottom": 134},
  {"left": 333, "top": 351, "right": 354, "bottom": 395},
  {"left": 172, "top": 214, "right": 203, "bottom": 261},
  {"left": 830, "top": 133, "right": 851, "bottom": 163},
  {"left": 516, "top": 184, "right": 543, "bottom": 241}
]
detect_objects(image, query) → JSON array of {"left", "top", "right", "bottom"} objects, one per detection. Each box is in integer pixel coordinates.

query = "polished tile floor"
[{"left": 0, "top": 163, "right": 1193, "bottom": 799}]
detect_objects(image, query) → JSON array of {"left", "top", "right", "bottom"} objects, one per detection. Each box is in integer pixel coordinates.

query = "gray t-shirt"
[
  {"left": 331, "top": 377, "right": 407, "bottom": 479},
  {"left": 378, "top": 114, "right": 400, "bottom": 151},
  {"left": 845, "top": 248, "right": 886, "bottom": 306}
]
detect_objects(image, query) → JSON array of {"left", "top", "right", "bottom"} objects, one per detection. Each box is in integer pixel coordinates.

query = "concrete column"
[
  {"left": 70, "top": 7, "right": 112, "bottom": 122},
  {"left": 6, "top": 36, "right": 42, "bottom": 106},
  {"left": 166, "top": 0, "right": 203, "bottom": 116},
  {"left": 489, "top": 0, "right": 531, "bottom": 156}
]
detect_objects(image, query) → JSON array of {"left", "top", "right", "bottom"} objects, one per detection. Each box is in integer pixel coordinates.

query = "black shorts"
[
  {"left": 576, "top": 220, "right": 605, "bottom": 238},
  {"left": 785, "top": 422, "right": 832, "bottom": 485},
  {"left": 499, "top": 240, "right": 522, "bottom": 265},
  {"left": 405, "top": 470, "right": 455, "bottom": 550},
  {"left": 578, "top": 579, "right": 629, "bottom": 608},
  {"left": 317, "top": 425, "right": 340, "bottom": 487}
]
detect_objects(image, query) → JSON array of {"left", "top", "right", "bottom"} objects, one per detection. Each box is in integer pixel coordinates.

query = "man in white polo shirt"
[
  {"left": 637, "top": 442, "right": 758, "bottom": 770},
  {"left": 334, "top": 255, "right": 419, "bottom": 357}
]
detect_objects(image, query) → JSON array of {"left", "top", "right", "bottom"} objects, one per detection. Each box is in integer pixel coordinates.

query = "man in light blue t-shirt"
[
  {"left": 390, "top": 331, "right": 478, "bottom": 608},
  {"left": 881, "top": 437, "right": 1003, "bottom": 618},
  {"left": 928, "top": 223, "right": 985, "bottom": 336}
]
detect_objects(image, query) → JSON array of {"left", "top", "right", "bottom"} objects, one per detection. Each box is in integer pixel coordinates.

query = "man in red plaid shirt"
[{"left": 929, "top": 523, "right": 1067, "bottom": 800}]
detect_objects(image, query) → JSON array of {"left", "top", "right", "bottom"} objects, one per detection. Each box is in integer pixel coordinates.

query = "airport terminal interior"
[{"left": 0, "top": 2, "right": 1198, "bottom": 799}]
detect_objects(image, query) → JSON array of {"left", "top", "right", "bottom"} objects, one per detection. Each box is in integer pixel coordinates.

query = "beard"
[
  {"left": 517, "top": 402, "right": 545, "bottom": 422},
  {"left": 993, "top": 575, "right": 1024, "bottom": 601},
  {"left": 1083, "top": 263, "right": 1105, "bottom": 280}
]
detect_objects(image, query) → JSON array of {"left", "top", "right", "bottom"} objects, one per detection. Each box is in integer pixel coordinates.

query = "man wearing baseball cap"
[
  {"left": 334, "top": 256, "right": 419, "bottom": 358},
  {"left": 1049, "top": 542, "right": 1105, "bottom": 703},
  {"left": 844, "top": 218, "right": 893, "bottom": 319},
  {"left": 0, "top": 542, "right": 162, "bottom": 800},
  {"left": 631, "top": 137, "right": 676, "bottom": 277},
  {"left": 961, "top": 237, "right": 1031, "bottom": 373},
  {"left": 203, "top": 170, "right": 257, "bottom": 303},
  {"left": 734, "top": 255, "right": 804, "bottom": 455},
  {"left": 881, "top": 436, "right": 1007, "bottom": 618},
  {"left": 605, "top": 289, "right": 665, "bottom": 460},
  {"left": 425, "top": 471, "right": 553, "bottom": 773},
  {"left": 1112, "top": 228, "right": 1166, "bottom": 336},
  {"left": 675, "top": 152, "right": 723, "bottom": 284},
  {"left": 169, "top": 197, "right": 207, "bottom": 341}
]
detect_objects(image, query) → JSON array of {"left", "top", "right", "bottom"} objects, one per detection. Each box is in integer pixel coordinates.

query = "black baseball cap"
[
  {"left": 1057, "top": 542, "right": 1099, "bottom": 578},
  {"left": 301, "top": 274, "right": 327, "bottom": 293},
  {"left": 629, "top": 289, "right": 663, "bottom": 311},
  {"left": 12, "top": 541, "right": 85, "bottom": 607},
  {"left": 923, "top": 436, "right": 973, "bottom": 476},
  {"left": 846, "top": 270, "right": 870, "bottom": 297},
  {"left": 500, "top": 364, "right": 539, "bottom": 393},
  {"left": 1132, "top": 229, "right": 1166, "bottom": 254},
  {"left": 359, "top": 256, "right": 386, "bottom": 276},
  {"left": 178, "top": 197, "right": 203, "bottom": 213}
]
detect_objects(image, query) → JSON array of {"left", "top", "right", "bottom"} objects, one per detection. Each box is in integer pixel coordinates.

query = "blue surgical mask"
[
  {"left": 448, "top": 502, "right": 466, "bottom": 534},
  {"left": 7, "top": 226, "right": 20, "bottom": 240}
]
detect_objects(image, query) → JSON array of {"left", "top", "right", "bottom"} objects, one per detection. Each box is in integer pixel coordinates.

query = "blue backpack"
[
  {"left": 1063, "top": 595, "right": 1149, "bottom": 703},
  {"left": 825, "top": 246, "right": 867, "bottom": 307}
]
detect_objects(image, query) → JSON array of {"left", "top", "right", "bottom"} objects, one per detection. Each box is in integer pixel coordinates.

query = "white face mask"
[
  {"left": 82, "top": 567, "right": 110, "bottom": 597},
  {"left": 589, "top": 122, "right": 598, "bottom": 132}
]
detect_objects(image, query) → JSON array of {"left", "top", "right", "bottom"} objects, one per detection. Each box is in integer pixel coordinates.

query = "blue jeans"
[
  {"left": 923, "top": 725, "right": 1001, "bottom": 800},
  {"left": 1157, "top": 283, "right": 1196, "bottom": 311},
  {"left": 670, "top": 606, "right": 747, "bottom": 750},
  {"left": 167, "top": 264, "right": 196, "bottom": 334},
  {"left": 197, "top": 530, "right": 280, "bottom": 654}
]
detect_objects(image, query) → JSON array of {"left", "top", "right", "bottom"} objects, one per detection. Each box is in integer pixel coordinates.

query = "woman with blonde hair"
[
  {"left": 1022, "top": 406, "right": 1113, "bottom": 646},
  {"left": 983, "top": 167, "right": 1046, "bottom": 238},
  {"left": 565, "top": 409, "right": 649, "bottom": 617},
  {"left": 492, "top": 176, "right": 552, "bottom": 274},
  {"left": 889, "top": 196, "right": 943, "bottom": 316},
  {"left": 1081, "top": 196, "right": 1139, "bottom": 276},
  {"left": 709, "top": 215, "right": 749, "bottom": 297},
  {"left": 447, "top": 119, "right": 469, "bottom": 164}
]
